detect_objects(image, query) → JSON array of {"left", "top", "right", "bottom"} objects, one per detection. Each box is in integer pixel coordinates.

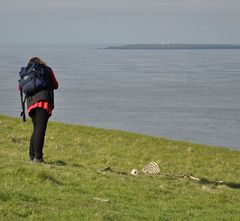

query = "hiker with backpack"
[{"left": 18, "top": 57, "right": 59, "bottom": 162}]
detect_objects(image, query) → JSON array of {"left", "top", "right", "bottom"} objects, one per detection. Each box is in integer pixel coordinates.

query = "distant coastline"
[{"left": 106, "top": 44, "right": 240, "bottom": 50}]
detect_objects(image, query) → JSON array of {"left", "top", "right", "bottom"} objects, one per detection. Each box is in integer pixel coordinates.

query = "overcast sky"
[{"left": 0, "top": 0, "right": 239, "bottom": 44}]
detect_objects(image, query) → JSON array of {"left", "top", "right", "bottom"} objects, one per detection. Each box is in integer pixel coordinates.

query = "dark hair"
[{"left": 28, "top": 57, "right": 47, "bottom": 66}]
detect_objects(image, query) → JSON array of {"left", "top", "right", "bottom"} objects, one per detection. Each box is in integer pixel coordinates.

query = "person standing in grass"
[{"left": 24, "top": 57, "right": 58, "bottom": 162}]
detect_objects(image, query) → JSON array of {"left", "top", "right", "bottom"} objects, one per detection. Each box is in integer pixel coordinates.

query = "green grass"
[{"left": 0, "top": 114, "right": 240, "bottom": 221}]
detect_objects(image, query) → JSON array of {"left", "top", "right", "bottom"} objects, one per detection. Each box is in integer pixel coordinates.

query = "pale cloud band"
[{"left": 0, "top": 0, "right": 239, "bottom": 44}]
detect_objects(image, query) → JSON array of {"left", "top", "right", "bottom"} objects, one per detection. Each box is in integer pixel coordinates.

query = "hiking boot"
[
  {"left": 29, "top": 156, "right": 34, "bottom": 161},
  {"left": 34, "top": 158, "right": 44, "bottom": 163}
]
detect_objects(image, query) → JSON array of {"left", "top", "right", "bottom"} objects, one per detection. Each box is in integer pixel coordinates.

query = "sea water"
[{"left": 0, "top": 43, "right": 239, "bottom": 149}]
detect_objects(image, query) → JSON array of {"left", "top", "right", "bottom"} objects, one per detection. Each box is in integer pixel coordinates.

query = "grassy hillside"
[{"left": 0, "top": 115, "right": 240, "bottom": 221}]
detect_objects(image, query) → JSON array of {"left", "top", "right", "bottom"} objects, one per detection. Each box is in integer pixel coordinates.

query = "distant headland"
[{"left": 106, "top": 44, "right": 240, "bottom": 50}]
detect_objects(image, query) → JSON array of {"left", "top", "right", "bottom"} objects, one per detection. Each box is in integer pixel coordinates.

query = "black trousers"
[{"left": 29, "top": 108, "right": 50, "bottom": 159}]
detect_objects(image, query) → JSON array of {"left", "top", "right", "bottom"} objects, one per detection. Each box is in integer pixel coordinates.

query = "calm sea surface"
[{"left": 0, "top": 43, "right": 240, "bottom": 150}]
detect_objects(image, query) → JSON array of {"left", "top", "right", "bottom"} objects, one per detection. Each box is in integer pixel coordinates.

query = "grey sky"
[{"left": 0, "top": 0, "right": 239, "bottom": 44}]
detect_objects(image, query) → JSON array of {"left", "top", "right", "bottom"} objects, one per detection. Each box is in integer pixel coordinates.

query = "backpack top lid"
[
  {"left": 26, "top": 61, "right": 41, "bottom": 73},
  {"left": 19, "top": 61, "right": 39, "bottom": 78}
]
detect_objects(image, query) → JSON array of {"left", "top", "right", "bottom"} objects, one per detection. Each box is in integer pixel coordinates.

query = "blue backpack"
[{"left": 18, "top": 62, "right": 50, "bottom": 96}]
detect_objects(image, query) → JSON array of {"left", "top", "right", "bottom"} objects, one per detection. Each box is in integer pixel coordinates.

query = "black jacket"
[{"left": 27, "top": 89, "right": 54, "bottom": 109}]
